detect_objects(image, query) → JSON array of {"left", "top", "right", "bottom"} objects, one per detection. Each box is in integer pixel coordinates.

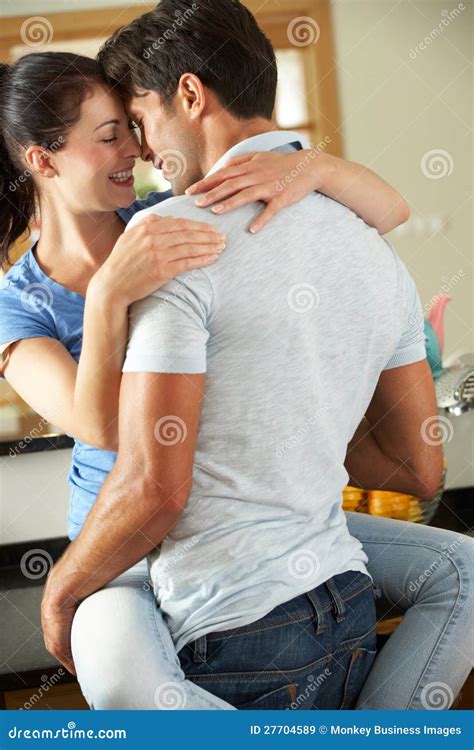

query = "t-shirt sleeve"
[
  {"left": 122, "top": 271, "right": 212, "bottom": 374},
  {"left": 383, "top": 261, "right": 426, "bottom": 370},
  {"left": 0, "top": 284, "right": 55, "bottom": 376}
]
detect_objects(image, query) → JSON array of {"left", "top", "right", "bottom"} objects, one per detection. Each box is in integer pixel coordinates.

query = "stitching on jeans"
[
  {"left": 184, "top": 626, "right": 377, "bottom": 684},
  {"left": 185, "top": 652, "right": 334, "bottom": 683},
  {"left": 333, "top": 626, "right": 377, "bottom": 655},
  {"left": 205, "top": 613, "right": 315, "bottom": 640},
  {"left": 340, "top": 646, "right": 377, "bottom": 709}
]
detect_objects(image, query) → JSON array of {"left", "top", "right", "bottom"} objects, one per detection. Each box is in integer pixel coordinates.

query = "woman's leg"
[
  {"left": 71, "top": 559, "right": 236, "bottom": 710},
  {"left": 345, "top": 512, "right": 473, "bottom": 709}
]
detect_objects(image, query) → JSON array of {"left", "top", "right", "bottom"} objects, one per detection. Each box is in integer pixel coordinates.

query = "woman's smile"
[{"left": 108, "top": 168, "right": 135, "bottom": 188}]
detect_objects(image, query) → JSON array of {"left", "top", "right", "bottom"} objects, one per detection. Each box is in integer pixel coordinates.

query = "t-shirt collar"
[{"left": 205, "top": 130, "right": 310, "bottom": 177}]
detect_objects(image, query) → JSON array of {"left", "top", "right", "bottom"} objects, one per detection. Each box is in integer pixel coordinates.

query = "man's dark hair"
[{"left": 97, "top": 0, "right": 278, "bottom": 119}]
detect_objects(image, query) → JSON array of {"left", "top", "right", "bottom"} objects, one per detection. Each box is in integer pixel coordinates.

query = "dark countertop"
[{"left": 0, "top": 434, "right": 74, "bottom": 457}]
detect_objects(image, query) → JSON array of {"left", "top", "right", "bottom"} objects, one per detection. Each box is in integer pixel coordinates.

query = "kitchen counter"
[{"left": 0, "top": 434, "right": 74, "bottom": 458}]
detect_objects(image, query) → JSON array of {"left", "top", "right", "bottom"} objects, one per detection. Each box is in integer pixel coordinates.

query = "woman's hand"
[
  {"left": 93, "top": 215, "right": 226, "bottom": 306},
  {"left": 185, "top": 149, "right": 410, "bottom": 236},
  {"left": 185, "top": 150, "right": 325, "bottom": 233}
]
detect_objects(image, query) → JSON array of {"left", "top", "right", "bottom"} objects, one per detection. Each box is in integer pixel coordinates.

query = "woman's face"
[{"left": 50, "top": 84, "right": 141, "bottom": 213}]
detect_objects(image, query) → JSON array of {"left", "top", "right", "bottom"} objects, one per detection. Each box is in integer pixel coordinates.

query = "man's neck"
[{"left": 199, "top": 115, "right": 276, "bottom": 176}]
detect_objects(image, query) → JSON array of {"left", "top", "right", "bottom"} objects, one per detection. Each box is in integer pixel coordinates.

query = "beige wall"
[{"left": 332, "top": 0, "right": 473, "bottom": 363}]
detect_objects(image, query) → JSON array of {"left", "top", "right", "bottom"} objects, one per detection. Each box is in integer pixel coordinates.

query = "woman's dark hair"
[
  {"left": 0, "top": 52, "right": 105, "bottom": 266},
  {"left": 98, "top": 0, "right": 277, "bottom": 120}
]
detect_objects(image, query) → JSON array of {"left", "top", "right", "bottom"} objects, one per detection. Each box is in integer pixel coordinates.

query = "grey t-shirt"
[{"left": 123, "top": 131, "right": 426, "bottom": 652}]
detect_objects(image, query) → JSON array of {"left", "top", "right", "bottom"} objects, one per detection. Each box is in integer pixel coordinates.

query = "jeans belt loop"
[
  {"left": 305, "top": 589, "right": 326, "bottom": 635},
  {"left": 192, "top": 634, "right": 208, "bottom": 663},
  {"left": 325, "top": 577, "right": 346, "bottom": 623}
]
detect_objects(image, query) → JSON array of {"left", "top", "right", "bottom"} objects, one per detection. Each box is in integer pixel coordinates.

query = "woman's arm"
[
  {"left": 311, "top": 153, "right": 410, "bottom": 235},
  {"left": 2, "top": 216, "right": 225, "bottom": 451},
  {"left": 3, "top": 293, "right": 126, "bottom": 452},
  {"left": 186, "top": 150, "right": 409, "bottom": 235}
]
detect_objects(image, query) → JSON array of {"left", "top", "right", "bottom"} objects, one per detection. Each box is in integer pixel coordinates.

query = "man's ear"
[
  {"left": 176, "top": 73, "right": 206, "bottom": 120},
  {"left": 24, "top": 145, "right": 57, "bottom": 179}
]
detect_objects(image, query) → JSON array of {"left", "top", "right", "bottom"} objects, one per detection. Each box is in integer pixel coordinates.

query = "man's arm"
[
  {"left": 345, "top": 359, "right": 444, "bottom": 499},
  {"left": 41, "top": 370, "right": 205, "bottom": 672}
]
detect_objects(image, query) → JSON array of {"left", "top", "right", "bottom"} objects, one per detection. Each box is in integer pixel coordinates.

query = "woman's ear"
[
  {"left": 177, "top": 73, "right": 206, "bottom": 119},
  {"left": 24, "top": 145, "right": 57, "bottom": 179}
]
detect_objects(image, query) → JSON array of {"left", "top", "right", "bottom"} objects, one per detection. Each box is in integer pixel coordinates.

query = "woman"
[{"left": 0, "top": 52, "right": 471, "bottom": 710}]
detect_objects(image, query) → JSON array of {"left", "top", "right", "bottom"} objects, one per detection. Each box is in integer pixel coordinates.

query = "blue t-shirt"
[{"left": 0, "top": 190, "right": 171, "bottom": 540}]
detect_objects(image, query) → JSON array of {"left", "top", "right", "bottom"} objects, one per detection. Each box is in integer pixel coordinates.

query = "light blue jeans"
[{"left": 71, "top": 512, "right": 473, "bottom": 710}]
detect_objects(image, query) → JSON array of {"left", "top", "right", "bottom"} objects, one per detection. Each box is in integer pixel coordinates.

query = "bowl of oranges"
[{"left": 342, "top": 458, "right": 446, "bottom": 524}]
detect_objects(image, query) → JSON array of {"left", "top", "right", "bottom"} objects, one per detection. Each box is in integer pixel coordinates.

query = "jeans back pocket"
[
  {"left": 237, "top": 683, "right": 299, "bottom": 710},
  {"left": 339, "top": 647, "right": 377, "bottom": 709}
]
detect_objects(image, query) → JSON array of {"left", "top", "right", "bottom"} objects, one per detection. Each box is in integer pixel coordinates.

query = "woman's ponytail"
[{"left": 0, "top": 63, "right": 35, "bottom": 267}]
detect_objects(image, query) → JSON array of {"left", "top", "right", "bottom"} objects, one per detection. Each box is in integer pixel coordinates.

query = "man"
[{"left": 41, "top": 0, "right": 442, "bottom": 709}]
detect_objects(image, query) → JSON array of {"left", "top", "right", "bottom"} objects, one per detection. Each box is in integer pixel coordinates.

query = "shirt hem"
[{"left": 383, "top": 344, "right": 426, "bottom": 370}]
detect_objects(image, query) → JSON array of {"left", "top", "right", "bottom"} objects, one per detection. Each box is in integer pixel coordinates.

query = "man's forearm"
[
  {"left": 344, "top": 417, "right": 427, "bottom": 496},
  {"left": 45, "top": 465, "right": 182, "bottom": 606}
]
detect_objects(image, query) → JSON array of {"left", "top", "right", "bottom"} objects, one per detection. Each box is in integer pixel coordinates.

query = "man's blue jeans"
[{"left": 177, "top": 570, "right": 377, "bottom": 709}]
